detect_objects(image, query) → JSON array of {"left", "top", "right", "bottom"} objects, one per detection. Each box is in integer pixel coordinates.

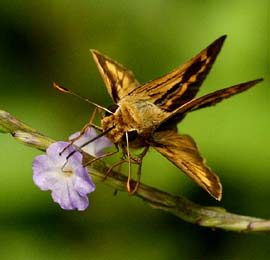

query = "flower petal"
[
  {"left": 32, "top": 154, "right": 61, "bottom": 190},
  {"left": 70, "top": 128, "right": 113, "bottom": 157},
  {"left": 47, "top": 141, "right": 75, "bottom": 166},
  {"left": 93, "top": 136, "right": 113, "bottom": 157},
  {"left": 51, "top": 178, "right": 89, "bottom": 211},
  {"left": 32, "top": 130, "right": 107, "bottom": 211},
  {"left": 73, "top": 167, "right": 96, "bottom": 195}
]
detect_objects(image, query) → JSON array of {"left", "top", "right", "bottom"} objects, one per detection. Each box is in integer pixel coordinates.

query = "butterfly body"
[
  {"left": 101, "top": 97, "right": 169, "bottom": 146},
  {"left": 88, "top": 36, "right": 263, "bottom": 200}
]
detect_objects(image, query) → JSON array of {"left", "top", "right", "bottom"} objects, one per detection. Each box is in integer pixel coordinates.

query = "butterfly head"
[{"left": 101, "top": 103, "right": 144, "bottom": 147}]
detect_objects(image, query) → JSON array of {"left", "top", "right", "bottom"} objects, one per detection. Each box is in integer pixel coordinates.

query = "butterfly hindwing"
[
  {"left": 150, "top": 130, "right": 222, "bottom": 200},
  {"left": 158, "top": 78, "right": 263, "bottom": 128},
  {"left": 91, "top": 49, "right": 140, "bottom": 103},
  {"left": 180, "top": 79, "right": 263, "bottom": 113}
]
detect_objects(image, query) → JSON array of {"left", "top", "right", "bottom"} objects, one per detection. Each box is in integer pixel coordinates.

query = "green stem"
[{"left": 1, "top": 109, "right": 269, "bottom": 233}]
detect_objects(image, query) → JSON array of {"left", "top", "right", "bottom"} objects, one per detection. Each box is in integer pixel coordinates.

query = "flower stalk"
[{"left": 1, "top": 109, "right": 269, "bottom": 232}]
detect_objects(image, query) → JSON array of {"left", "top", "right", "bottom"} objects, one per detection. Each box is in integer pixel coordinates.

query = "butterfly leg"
[
  {"left": 101, "top": 145, "right": 148, "bottom": 195},
  {"left": 127, "top": 146, "right": 149, "bottom": 195},
  {"left": 83, "top": 144, "right": 119, "bottom": 168},
  {"left": 105, "top": 158, "right": 126, "bottom": 179},
  {"left": 124, "top": 132, "right": 143, "bottom": 194}
]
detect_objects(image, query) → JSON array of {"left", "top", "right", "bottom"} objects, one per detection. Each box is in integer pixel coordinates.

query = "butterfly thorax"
[{"left": 101, "top": 97, "right": 169, "bottom": 148}]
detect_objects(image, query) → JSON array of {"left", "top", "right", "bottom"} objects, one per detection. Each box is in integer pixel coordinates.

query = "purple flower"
[
  {"left": 32, "top": 128, "right": 113, "bottom": 210},
  {"left": 69, "top": 127, "right": 113, "bottom": 157}
]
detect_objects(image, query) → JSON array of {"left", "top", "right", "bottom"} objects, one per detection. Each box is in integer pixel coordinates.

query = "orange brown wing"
[
  {"left": 91, "top": 49, "right": 140, "bottom": 103},
  {"left": 150, "top": 130, "right": 222, "bottom": 200},
  {"left": 158, "top": 78, "right": 263, "bottom": 129},
  {"left": 129, "top": 35, "right": 227, "bottom": 111}
]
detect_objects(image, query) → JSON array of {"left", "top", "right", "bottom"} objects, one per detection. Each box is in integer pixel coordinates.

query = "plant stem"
[{"left": 1, "top": 109, "right": 269, "bottom": 232}]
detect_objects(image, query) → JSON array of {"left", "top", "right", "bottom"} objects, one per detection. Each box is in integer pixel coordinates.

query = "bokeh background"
[{"left": 0, "top": 1, "right": 269, "bottom": 259}]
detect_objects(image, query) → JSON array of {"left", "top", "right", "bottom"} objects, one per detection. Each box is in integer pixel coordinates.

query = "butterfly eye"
[
  {"left": 122, "top": 130, "right": 138, "bottom": 142},
  {"left": 104, "top": 104, "right": 119, "bottom": 117}
]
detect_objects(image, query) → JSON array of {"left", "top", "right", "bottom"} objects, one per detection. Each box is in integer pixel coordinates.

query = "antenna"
[{"left": 53, "top": 82, "right": 113, "bottom": 114}]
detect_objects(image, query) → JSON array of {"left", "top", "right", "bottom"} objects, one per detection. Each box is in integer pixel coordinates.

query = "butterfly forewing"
[
  {"left": 91, "top": 49, "right": 140, "bottom": 103},
  {"left": 128, "top": 35, "right": 227, "bottom": 112},
  {"left": 150, "top": 130, "right": 222, "bottom": 200}
]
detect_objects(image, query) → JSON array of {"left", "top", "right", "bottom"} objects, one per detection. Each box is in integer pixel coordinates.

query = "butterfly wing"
[
  {"left": 128, "top": 35, "right": 227, "bottom": 111},
  {"left": 157, "top": 78, "right": 263, "bottom": 129},
  {"left": 91, "top": 49, "right": 140, "bottom": 103},
  {"left": 150, "top": 130, "right": 222, "bottom": 200}
]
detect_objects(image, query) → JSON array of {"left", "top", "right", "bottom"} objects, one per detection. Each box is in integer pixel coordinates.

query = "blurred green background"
[{"left": 0, "top": 0, "right": 269, "bottom": 259}]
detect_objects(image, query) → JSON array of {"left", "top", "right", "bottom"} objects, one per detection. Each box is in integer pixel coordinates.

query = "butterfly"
[{"left": 55, "top": 35, "right": 263, "bottom": 201}]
